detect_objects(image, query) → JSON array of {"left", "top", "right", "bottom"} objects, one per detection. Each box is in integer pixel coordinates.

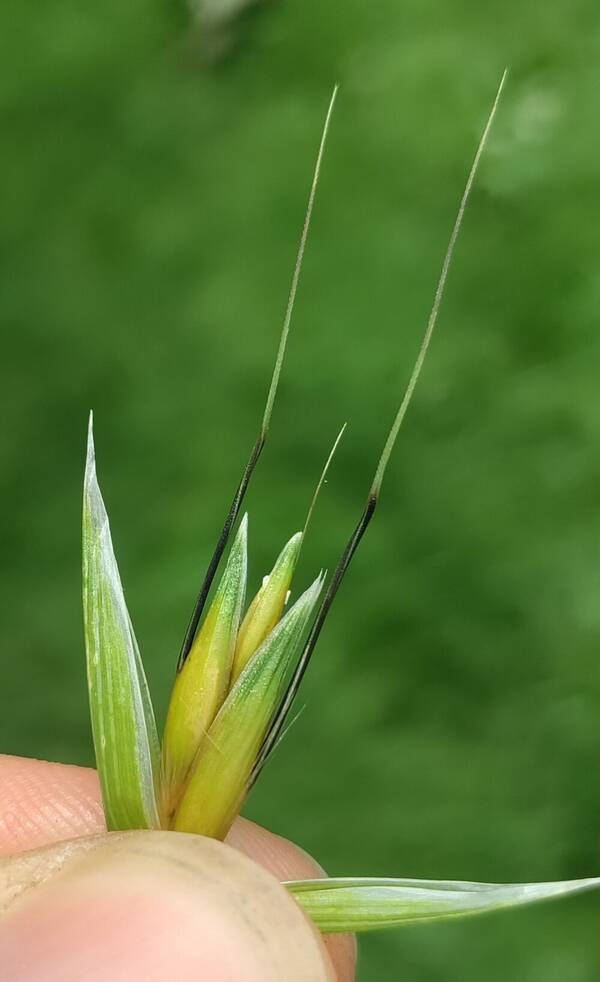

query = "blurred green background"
[{"left": 1, "top": 0, "right": 599, "bottom": 977}]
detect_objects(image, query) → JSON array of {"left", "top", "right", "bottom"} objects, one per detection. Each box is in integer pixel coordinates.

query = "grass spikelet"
[
  {"left": 173, "top": 574, "right": 324, "bottom": 839},
  {"left": 74, "top": 74, "right": 600, "bottom": 960}
]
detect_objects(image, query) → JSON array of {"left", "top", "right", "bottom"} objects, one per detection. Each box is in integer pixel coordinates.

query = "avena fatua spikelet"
[{"left": 82, "top": 72, "right": 600, "bottom": 936}]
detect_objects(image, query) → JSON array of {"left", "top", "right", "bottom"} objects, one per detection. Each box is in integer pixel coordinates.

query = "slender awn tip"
[
  {"left": 261, "top": 84, "right": 339, "bottom": 437},
  {"left": 303, "top": 422, "right": 347, "bottom": 539},
  {"left": 370, "top": 67, "right": 508, "bottom": 499},
  {"left": 178, "top": 86, "right": 339, "bottom": 669}
]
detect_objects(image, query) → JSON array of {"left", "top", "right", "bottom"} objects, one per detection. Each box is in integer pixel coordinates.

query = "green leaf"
[
  {"left": 82, "top": 413, "right": 160, "bottom": 831},
  {"left": 173, "top": 573, "right": 324, "bottom": 839},
  {"left": 286, "top": 875, "right": 600, "bottom": 933}
]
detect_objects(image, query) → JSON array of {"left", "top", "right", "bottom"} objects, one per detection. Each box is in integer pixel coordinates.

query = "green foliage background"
[{"left": 1, "top": 1, "right": 599, "bottom": 977}]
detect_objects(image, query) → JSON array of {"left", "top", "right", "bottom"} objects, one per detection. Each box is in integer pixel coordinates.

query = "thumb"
[{"left": 0, "top": 831, "right": 335, "bottom": 981}]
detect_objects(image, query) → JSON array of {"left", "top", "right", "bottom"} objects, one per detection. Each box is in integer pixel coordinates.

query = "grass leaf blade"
[
  {"left": 82, "top": 413, "right": 160, "bottom": 830},
  {"left": 286, "top": 874, "right": 600, "bottom": 933}
]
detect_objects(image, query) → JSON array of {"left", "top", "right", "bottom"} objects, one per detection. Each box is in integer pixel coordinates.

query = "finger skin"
[
  {"left": 0, "top": 755, "right": 104, "bottom": 854},
  {"left": 0, "top": 756, "right": 356, "bottom": 980},
  {"left": 0, "top": 830, "right": 334, "bottom": 982}
]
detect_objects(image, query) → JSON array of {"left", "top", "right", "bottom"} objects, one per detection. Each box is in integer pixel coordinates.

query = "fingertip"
[
  {"left": 0, "top": 759, "right": 356, "bottom": 980},
  {"left": 228, "top": 818, "right": 357, "bottom": 982},
  {"left": 1, "top": 831, "right": 334, "bottom": 982}
]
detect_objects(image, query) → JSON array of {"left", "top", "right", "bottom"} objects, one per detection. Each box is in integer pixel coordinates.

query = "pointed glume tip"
[{"left": 85, "top": 411, "right": 96, "bottom": 476}]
